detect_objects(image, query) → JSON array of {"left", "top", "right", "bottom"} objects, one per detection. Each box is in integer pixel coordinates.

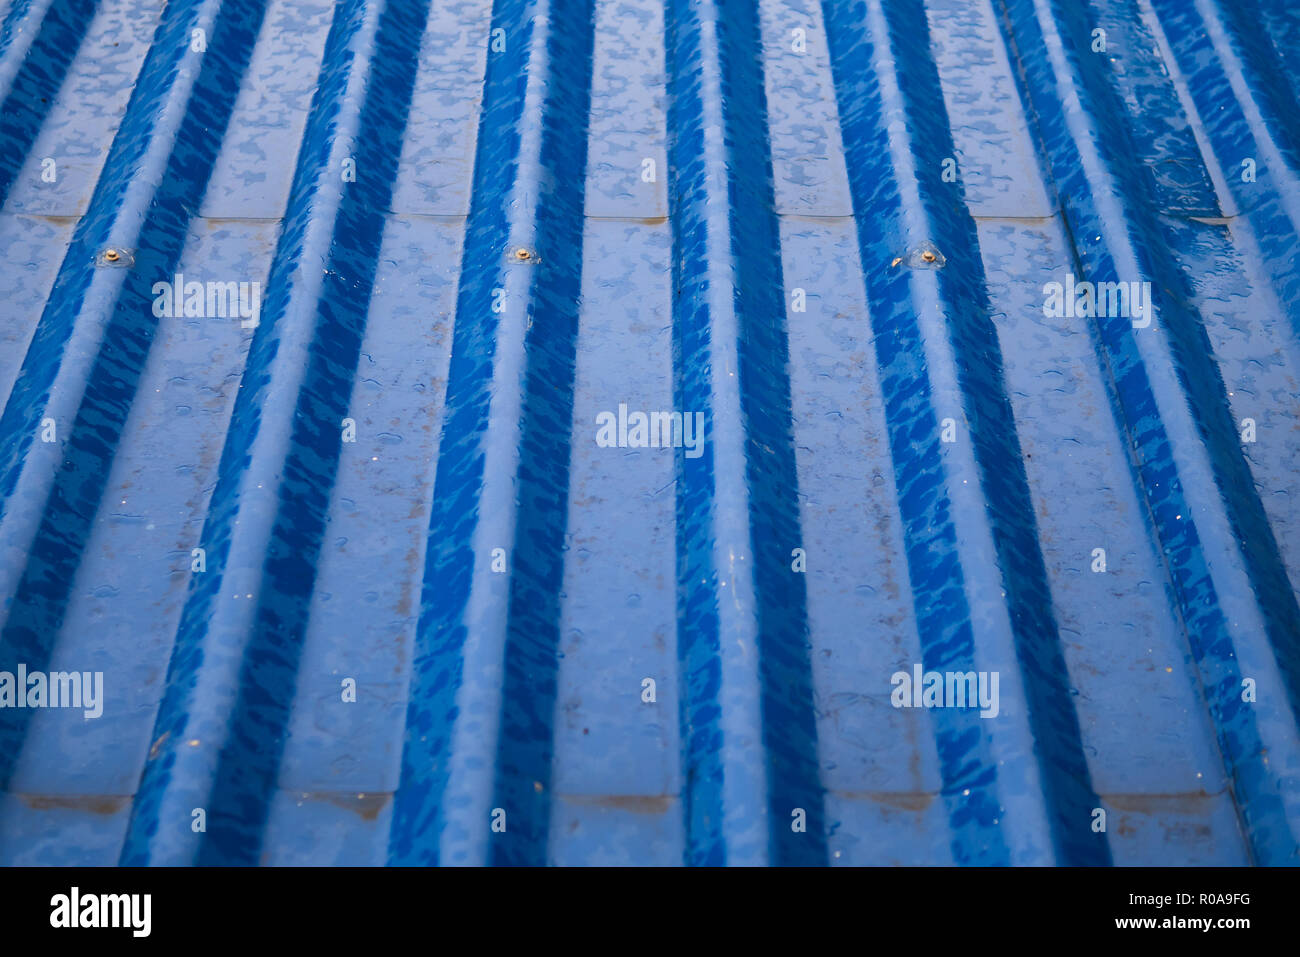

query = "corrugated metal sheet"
[{"left": 0, "top": 0, "right": 1297, "bottom": 866}]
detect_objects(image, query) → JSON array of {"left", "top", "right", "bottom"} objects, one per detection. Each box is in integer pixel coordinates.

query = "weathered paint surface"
[{"left": 0, "top": 0, "right": 1297, "bottom": 865}]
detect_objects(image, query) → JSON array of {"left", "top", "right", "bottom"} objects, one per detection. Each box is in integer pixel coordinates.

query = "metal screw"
[
  {"left": 103, "top": 249, "right": 119, "bottom": 263},
  {"left": 921, "top": 249, "right": 936, "bottom": 263},
  {"left": 515, "top": 247, "right": 531, "bottom": 261}
]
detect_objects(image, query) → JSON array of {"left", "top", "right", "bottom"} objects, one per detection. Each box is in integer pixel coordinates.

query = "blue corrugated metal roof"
[{"left": 0, "top": 0, "right": 1297, "bottom": 866}]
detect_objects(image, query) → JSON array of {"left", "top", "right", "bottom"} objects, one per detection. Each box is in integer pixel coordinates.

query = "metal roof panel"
[{"left": 0, "top": 0, "right": 1298, "bottom": 866}]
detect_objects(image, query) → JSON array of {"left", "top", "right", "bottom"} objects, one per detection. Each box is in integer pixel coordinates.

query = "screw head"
[
  {"left": 920, "top": 249, "right": 936, "bottom": 263},
  {"left": 95, "top": 246, "right": 134, "bottom": 267},
  {"left": 515, "top": 247, "right": 531, "bottom": 261}
]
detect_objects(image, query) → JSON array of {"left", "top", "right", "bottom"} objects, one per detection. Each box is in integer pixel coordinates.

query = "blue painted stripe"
[
  {"left": 664, "top": 0, "right": 727, "bottom": 862},
  {"left": 489, "top": 0, "right": 595, "bottom": 867},
  {"left": 388, "top": 0, "right": 597, "bottom": 866},
  {"left": 666, "top": 0, "right": 828, "bottom": 866},
  {"left": 0, "top": 0, "right": 96, "bottom": 209},
  {"left": 1204, "top": 0, "right": 1300, "bottom": 179},
  {"left": 0, "top": 0, "right": 214, "bottom": 531},
  {"left": 197, "top": 0, "right": 433, "bottom": 866},
  {"left": 720, "top": 0, "right": 827, "bottom": 867},
  {"left": 882, "top": 0, "right": 1109, "bottom": 866},
  {"left": 1146, "top": 0, "right": 1300, "bottom": 343},
  {"left": 1086, "top": 0, "right": 1220, "bottom": 215},
  {"left": 122, "top": 0, "right": 372, "bottom": 864},
  {"left": 997, "top": 0, "right": 1300, "bottom": 864},
  {"left": 821, "top": 0, "right": 1012, "bottom": 866},
  {"left": 124, "top": 0, "right": 431, "bottom": 864},
  {"left": 386, "top": 0, "right": 531, "bottom": 868},
  {"left": 0, "top": 0, "right": 43, "bottom": 64},
  {"left": 1250, "top": 0, "right": 1300, "bottom": 97},
  {"left": 820, "top": 0, "right": 1117, "bottom": 865},
  {"left": 0, "top": 0, "right": 269, "bottom": 792}
]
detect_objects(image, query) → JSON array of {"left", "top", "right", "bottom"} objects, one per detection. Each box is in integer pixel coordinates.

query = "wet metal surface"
[{"left": 0, "top": 0, "right": 1298, "bottom": 865}]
